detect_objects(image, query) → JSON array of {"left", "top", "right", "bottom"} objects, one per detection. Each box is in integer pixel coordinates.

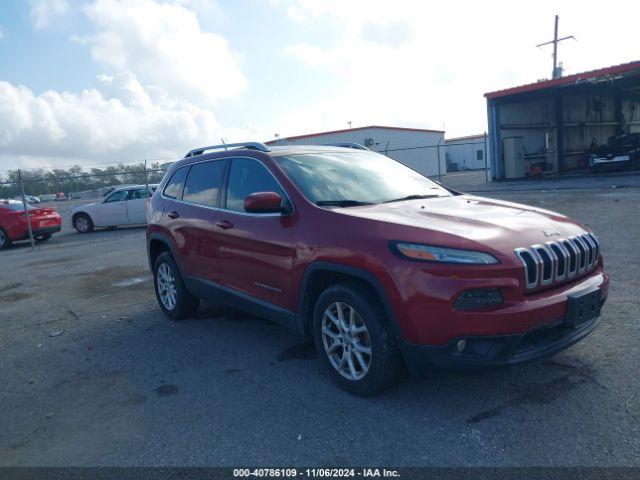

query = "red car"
[
  {"left": 0, "top": 200, "right": 62, "bottom": 249},
  {"left": 146, "top": 142, "right": 608, "bottom": 395}
]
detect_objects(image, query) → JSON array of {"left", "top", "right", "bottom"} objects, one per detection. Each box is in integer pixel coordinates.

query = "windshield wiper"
[
  {"left": 316, "top": 200, "right": 375, "bottom": 207},
  {"left": 383, "top": 194, "right": 440, "bottom": 203}
]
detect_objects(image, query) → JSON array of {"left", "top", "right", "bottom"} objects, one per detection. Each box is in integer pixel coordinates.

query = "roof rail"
[
  {"left": 184, "top": 142, "right": 270, "bottom": 158},
  {"left": 325, "top": 143, "right": 369, "bottom": 150}
]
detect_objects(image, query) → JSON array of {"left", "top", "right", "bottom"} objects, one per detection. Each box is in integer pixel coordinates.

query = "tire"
[
  {"left": 153, "top": 252, "right": 199, "bottom": 320},
  {"left": 0, "top": 228, "right": 12, "bottom": 249},
  {"left": 312, "top": 282, "right": 403, "bottom": 396},
  {"left": 35, "top": 233, "right": 52, "bottom": 242},
  {"left": 73, "top": 213, "right": 94, "bottom": 233}
]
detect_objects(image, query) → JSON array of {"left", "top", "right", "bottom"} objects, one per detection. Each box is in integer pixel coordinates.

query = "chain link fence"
[
  {"left": 0, "top": 161, "right": 170, "bottom": 250},
  {"left": 1, "top": 139, "right": 491, "bottom": 250},
  {"left": 366, "top": 137, "right": 491, "bottom": 189}
]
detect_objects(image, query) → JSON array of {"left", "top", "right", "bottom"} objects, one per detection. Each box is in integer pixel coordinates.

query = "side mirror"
[{"left": 244, "top": 191, "right": 285, "bottom": 214}]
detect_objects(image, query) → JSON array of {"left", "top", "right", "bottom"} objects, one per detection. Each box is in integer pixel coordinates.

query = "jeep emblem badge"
[{"left": 543, "top": 229, "right": 560, "bottom": 237}]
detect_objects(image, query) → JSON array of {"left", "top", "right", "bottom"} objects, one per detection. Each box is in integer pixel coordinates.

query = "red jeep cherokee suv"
[{"left": 147, "top": 142, "right": 608, "bottom": 395}]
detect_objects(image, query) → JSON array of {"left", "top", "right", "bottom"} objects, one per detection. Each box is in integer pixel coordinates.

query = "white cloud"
[
  {"left": 0, "top": 0, "right": 252, "bottom": 169},
  {"left": 79, "top": 0, "right": 246, "bottom": 105},
  {"left": 0, "top": 26, "right": 6, "bottom": 40},
  {"left": 276, "top": 0, "right": 640, "bottom": 138},
  {"left": 29, "top": 0, "right": 70, "bottom": 30},
  {"left": 0, "top": 74, "right": 222, "bottom": 167}
]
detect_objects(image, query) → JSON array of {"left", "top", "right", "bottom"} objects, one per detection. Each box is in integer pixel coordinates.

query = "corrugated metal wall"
[
  {"left": 273, "top": 127, "right": 446, "bottom": 177},
  {"left": 488, "top": 89, "right": 640, "bottom": 178}
]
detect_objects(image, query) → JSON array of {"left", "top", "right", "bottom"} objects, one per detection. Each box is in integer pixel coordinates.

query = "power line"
[{"left": 536, "top": 14, "right": 576, "bottom": 79}]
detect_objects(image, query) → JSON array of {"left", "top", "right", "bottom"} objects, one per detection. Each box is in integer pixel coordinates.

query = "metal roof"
[
  {"left": 485, "top": 60, "right": 640, "bottom": 100},
  {"left": 266, "top": 145, "right": 372, "bottom": 156},
  {"left": 265, "top": 125, "right": 444, "bottom": 144},
  {"left": 111, "top": 184, "right": 159, "bottom": 191},
  {"left": 444, "top": 134, "right": 486, "bottom": 143}
]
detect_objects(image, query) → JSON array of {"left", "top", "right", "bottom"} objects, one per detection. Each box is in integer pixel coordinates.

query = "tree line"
[{"left": 0, "top": 162, "right": 171, "bottom": 197}]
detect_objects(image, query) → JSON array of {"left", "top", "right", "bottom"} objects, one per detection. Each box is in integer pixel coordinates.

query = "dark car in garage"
[{"left": 588, "top": 133, "right": 640, "bottom": 173}]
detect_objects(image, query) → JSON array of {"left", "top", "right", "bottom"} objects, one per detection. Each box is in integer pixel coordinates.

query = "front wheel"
[
  {"left": 73, "top": 213, "right": 94, "bottom": 233},
  {"left": 153, "top": 252, "right": 199, "bottom": 320},
  {"left": 313, "top": 283, "right": 403, "bottom": 396}
]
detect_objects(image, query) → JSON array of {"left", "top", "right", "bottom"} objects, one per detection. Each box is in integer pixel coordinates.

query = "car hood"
[{"left": 331, "top": 194, "right": 589, "bottom": 252}]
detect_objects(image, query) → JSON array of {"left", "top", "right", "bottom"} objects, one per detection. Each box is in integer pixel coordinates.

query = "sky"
[{"left": 0, "top": 0, "right": 638, "bottom": 171}]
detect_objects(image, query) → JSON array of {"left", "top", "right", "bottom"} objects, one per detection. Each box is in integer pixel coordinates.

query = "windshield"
[{"left": 273, "top": 151, "right": 451, "bottom": 206}]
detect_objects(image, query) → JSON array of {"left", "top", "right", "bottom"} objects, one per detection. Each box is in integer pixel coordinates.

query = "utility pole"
[
  {"left": 144, "top": 159, "right": 149, "bottom": 195},
  {"left": 536, "top": 15, "right": 575, "bottom": 79},
  {"left": 18, "top": 169, "right": 35, "bottom": 250}
]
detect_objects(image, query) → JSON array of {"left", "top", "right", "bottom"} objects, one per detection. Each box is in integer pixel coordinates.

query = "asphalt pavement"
[{"left": 1, "top": 186, "right": 639, "bottom": 466}]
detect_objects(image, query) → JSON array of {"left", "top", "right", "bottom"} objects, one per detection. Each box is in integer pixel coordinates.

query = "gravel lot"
[{"left": 1, "top": 184, "right": 639, "bottom": 467}]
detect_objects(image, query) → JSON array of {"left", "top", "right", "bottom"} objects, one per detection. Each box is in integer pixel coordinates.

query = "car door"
[
  {"left": 125, "top": 187, "right": 151, "bottom": 224},
  {"left": 95, "top": 189, "right": 129, "bottom": 226},
  {"left": 175, "top": 159, "right": 228, "bottom": 283},
  {"left": 215, "top": 157, "right": 296, "bottom": 311}
]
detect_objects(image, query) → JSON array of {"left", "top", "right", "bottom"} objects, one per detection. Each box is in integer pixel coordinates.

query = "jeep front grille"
[{"left": 514, "top": 233, "right": 600, "bottom": 290}]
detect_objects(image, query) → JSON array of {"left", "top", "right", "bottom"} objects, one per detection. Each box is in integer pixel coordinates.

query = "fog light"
[
  {"left": 456, "top": 339, "right": 466, "bottom": 352},
  {"left": 454, "top": 288, "right": 503, "bottom": 310}
]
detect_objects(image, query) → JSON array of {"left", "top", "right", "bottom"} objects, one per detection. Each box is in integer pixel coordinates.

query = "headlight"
[{"left": 391, "top": 242, "right": 499, "bottom": 264}]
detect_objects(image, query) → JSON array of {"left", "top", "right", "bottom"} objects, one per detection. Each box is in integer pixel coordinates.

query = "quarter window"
[
  {"left": 225, "top": 158, "right": 284, "bottom": 212},
  {"left": 163, "top": 167, "right": 188, "bottom": 199},
  {"left": 183, "top": 160, "right": 227, "bottom": 207}
]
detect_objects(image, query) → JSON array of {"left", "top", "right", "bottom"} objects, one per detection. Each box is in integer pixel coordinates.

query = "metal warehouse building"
[
  {"left": 266, "top": 126, "right": 447, "bottom": 178},
  {"left": 444, "top": 134, "right": 490, "bottom": 171},
  {"left": 485, "top": 60, "right": 640, "bottom": 179}
]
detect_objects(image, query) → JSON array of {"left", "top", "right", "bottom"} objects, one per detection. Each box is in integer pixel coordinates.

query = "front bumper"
[
  {"left": 589, "top": 155, "right": 630, "bottom": 166},
  {"left": 400, "top": 298, "right": 605, "bottom": 375}
]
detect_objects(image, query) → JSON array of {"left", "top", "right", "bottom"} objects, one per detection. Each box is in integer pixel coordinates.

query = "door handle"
[
  {"left": 216, "top": 220, "right": 234, "bottom": 230},
  {"left": 167, "top": 210, "right": 180, "bottom": 219}
]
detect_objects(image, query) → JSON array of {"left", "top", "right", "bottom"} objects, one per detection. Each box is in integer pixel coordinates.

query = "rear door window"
[
  {"left": 128, "top": 188, "right": 151, "bottom": 200},
  {"left": 104, "top": 190, "right": 128, "bottom": 203},
  {"left": 163, "top": 167, "right": 188, "bottom": 199},
  {"left": 182, "top": 160, "right": 227, "bottom": 208},
  {"left": 225, "top": 158, "right": 284, "bottom": 212}
]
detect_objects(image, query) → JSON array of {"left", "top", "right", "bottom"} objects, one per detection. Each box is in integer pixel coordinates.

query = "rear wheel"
[
  {"left": 313, "top": 283, "right": 403, "bottom": 396},
  {"left": 74, "top": 213, "right": 94, "bottom": 233},
  {"left": 0, "top": 228, "right": 12, "bottom": 249},
  {"left": 153, "top": 252, "right": 199, "bottom": 320}
]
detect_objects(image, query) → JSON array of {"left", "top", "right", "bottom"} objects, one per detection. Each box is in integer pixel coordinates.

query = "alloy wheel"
[
  {"left": 157, "top": 263, "right": 178, "bottom": 310},
  {"left": 0, "top": 230, "right": 6, "bottom": 248},
  {"left": 75, "top": 216, "right": 89, "bottom": 232},
  {"left": 321, "top": 301, "right": 372, "bottom": 381}
]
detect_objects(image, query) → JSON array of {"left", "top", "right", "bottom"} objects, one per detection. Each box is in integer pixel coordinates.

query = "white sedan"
[{"left": 70, "top": 184, "right": 158, "bottom": 233}]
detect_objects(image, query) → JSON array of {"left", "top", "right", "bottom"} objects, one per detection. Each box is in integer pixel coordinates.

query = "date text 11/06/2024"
[{"left": 232, "top": 468, "right": 400, "bottom": 478}]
